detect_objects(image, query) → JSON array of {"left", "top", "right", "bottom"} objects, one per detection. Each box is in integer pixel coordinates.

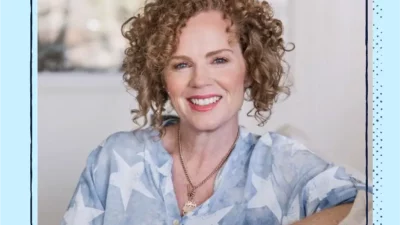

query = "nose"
[{"left": 188, "top": 65, "right": 212, "bottom": 88}]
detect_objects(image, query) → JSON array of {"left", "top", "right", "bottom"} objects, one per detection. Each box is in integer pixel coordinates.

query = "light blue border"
[
  {"left": 0, "top": 0, "right": 38, "bottom": 225},
  {"left": 0, "top": 0, "right": 398, "bottom": 224},
  {"left": 372, "top": 1, "right": 383, "bottom": 224},
  {"left": 374, "top": 0, "right": 400, "bottom": 224},
  {"left": 32, "top": 0, "right": 38, "bottom": 224}
]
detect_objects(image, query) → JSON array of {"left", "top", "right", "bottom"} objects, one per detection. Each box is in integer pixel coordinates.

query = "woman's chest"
[
  {"left": 170, "top": 156, "right": 222, "bottom": 217},
  {"left": 102, "top": 170, "right": 297, "bottom": 225},
  {"left": 101, "top": 143, "right": 301, "bottom": 225},
  {"left": 102, "top": 199, "right": 288, "bottom": 225}
]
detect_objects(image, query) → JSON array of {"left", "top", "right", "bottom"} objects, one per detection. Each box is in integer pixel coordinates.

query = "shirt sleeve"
[
  {"left": 61, "top": 145, "right": 106, "bottom": 225},
  {"left": 266, "top": 132, "right": 372, "bottom": 223},
  {"left": 299, "top": 164, "right": 371, "bottom": 217}
]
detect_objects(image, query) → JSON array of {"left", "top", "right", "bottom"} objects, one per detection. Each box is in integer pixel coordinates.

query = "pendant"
[
  {"left": 182, "top": 200, "right": 197, "bottom": 215},
  {"left": 182, "top": 184, "right": 197, "bottom": 215}
]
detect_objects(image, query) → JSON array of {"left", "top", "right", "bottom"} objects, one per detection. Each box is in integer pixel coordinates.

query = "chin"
[
  {"left": 189, "top": 119, "right": 221, "bottom": 132},
  {"left": 186, "top": 113, "right": 237, "bottom": 132},
  {"left": 177, "top": 102, "right": 240, "bottom": 132}
]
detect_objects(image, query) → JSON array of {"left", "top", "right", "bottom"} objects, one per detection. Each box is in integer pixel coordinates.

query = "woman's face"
[{"left": 164, "top": 10, "right": 247, "bottom": 131}]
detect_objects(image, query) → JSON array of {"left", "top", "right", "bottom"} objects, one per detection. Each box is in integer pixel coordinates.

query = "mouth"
[
  {"left": 188, "top": 96, "right": 222, "bottom": 105},
  {"left": 187, "top": 95, "right": 222, "bottom": 112}
]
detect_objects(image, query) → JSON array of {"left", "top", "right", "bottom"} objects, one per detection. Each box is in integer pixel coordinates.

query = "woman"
[{"left": 61, "top": 0, "right": 371, "bottom": 224}]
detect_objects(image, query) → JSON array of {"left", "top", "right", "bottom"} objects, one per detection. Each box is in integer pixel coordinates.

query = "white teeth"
[{"left": 190, "top": 96, "right": 221, "bottom": 106}]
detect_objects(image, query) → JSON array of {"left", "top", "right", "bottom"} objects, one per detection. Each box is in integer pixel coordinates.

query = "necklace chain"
[{"left": 178, "top": 126, "right": 239, "bottom": 204}]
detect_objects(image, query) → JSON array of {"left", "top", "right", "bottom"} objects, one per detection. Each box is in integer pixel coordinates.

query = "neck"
[{"left": 177, "top": 118, "right": 240, "bottom": 163}]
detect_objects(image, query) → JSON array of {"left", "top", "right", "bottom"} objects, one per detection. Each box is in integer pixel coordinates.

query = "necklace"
[{"left": 178, "top": 126, "right": 239, "bottom": 215}]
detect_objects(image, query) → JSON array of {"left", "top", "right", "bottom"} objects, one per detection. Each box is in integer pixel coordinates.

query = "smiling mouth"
[{"left": 188, "top": 96, "right": 222, "bottom": 106}]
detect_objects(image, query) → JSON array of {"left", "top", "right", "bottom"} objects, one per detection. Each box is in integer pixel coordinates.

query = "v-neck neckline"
[{"left": 150, "top": 125, "right": 248, "bottom": 219}]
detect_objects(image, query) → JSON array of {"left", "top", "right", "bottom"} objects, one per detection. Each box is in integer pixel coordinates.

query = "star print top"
[{"left": 61, "top": 120, "right": 372, "bottom": 225}]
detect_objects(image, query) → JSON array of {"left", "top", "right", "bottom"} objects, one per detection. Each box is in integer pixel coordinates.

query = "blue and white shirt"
[{"left": 62, "top": 122, "right": 371, "bottom": 225}]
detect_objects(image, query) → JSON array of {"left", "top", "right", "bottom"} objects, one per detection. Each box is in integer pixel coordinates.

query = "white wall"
[{"left": 39, "top": 1, "right": 372, "bottom": 225}]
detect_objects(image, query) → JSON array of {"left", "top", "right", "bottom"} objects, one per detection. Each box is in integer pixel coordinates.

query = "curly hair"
[{"left": 121, "top": 0, "right": 293, "bottom": 135}]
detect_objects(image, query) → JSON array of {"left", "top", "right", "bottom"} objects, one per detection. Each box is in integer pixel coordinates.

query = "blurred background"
[{"left": 38, "top": 0, "right": 373, "bottom": 225}]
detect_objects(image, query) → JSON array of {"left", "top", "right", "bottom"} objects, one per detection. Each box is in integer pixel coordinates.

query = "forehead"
[
  {"left": 174, "top": 11, "right": 238, "bottom": 53},
  {"left": 185, "top": 10, "right": 229, "bottom": 31}
]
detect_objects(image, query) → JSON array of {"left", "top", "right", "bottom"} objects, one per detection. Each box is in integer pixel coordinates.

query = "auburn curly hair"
[{"left": 121, "top": 0, "right": 293, "bottom": 135}]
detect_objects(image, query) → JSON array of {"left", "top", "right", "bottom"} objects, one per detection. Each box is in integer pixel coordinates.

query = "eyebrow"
[
  {"left": 205, "top": 49, "right": 233, "bottom": 57},
  {"left": 170, "top": 49, "right": 233, "bottom": 61}
]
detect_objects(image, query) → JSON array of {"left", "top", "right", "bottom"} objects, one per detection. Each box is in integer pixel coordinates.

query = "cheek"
[
  {"left": 220, "top": 67, "right": 246, "bottom": 93},
  {"left": 164, "top": 75, "right": 190, "bottom": 109},
  {"left": 165, "top": 74, "right": 185, "bottom": 95}
]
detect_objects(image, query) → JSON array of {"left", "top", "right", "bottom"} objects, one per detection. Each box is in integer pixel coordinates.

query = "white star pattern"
[
  {"left": 281, "top": 194, "right": 300, "bottom": 225},
  {"left": 184, "top": 206, "right": 234, "bottom": 225},
  {"left": 259, "top": 133, "right": 273, "bottom": 146},
  {"left": 305, "top": 167, "right": 350, "bottom": 203},
  {"left": 248, "top": 173, "right": 282, "bottom": 220},
  {"left": 163, "top": 176, "right": 174, "bottom": 196},
  {"left": 110, "top": 150, "right": 155, "bottom": 210},
  {"left": 137, "top": 148, "right": 170, "bottom": 187},
  {"left": 63, "top": 187, "right": 104, "bottom": 225},
  {"left": 60, "top": 127, "right": 369, "bottom": 225},
  {"left": 197, "top": 202, "right": 210, "bottom": 214}
]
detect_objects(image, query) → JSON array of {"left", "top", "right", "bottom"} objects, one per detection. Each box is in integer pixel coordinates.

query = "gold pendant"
[
  {"left": 182, "top": 184, "right": 197, "bottom": 215},
  {"left": 182, "top": 200, "right": 197, "bottom": 215}
]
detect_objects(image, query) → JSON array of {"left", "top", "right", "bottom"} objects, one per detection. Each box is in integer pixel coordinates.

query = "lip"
[{"left": 187, "top": 94, "right": 222, "bottom": 112}]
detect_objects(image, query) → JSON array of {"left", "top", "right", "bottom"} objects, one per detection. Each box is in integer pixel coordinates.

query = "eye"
[
  {"left": 212, "top": 57, "right": 228, "bottom": 64},
  {"left": 174, "top": 62, "right": 190, "bottom": 70}
]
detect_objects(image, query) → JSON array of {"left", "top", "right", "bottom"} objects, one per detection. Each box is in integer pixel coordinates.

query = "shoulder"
[
  {"left": 86, "top": 128, "right": 160, "bottom": 167},
  {"left": 103, "top": 128, "right": 157, "bottom": 148},
  {"left": 245, "top": 130, "right": 331, "bottom": 184},
  {"left": 242, "top": 130, "right": 370, "bottom": 220},
  {"left": 248, "top": 131, "right": 327, "bottom": 165},
  {"left": 68, "top": 128, "right": 162, "bottom": 209}
]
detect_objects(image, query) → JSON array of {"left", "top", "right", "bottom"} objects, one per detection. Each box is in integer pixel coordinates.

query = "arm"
[
  {"left": 291, "top": 203, "right": 353, "bottom": 225},
  {"left": 258, "top": 132, "right": 373, "bottom": 225},
  {"left": 61, "top": 145, "right": 106, "bottom": 225}
]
